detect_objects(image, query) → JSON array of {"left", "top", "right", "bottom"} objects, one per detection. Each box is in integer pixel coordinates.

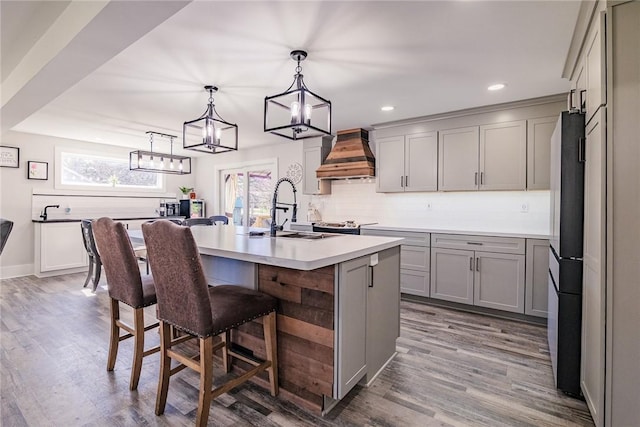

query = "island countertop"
[{"left": 182, "top": 226, "right": 404, "bottom": 271}]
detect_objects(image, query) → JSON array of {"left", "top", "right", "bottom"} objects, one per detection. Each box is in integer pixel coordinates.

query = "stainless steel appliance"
[
  {"left": 312, "top": 221, "right": 367, "bottom": 235},
  {"left": 165, "top": 201, "right": 180, "bottom": 217},
  {"left": 548, "top": 110, "right": 585, "bottom": 397},
  {"left": 180, "top": 199, "right": 205, "bottom": 218}
]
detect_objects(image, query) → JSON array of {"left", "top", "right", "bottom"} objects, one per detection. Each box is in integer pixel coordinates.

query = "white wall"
[{"left": 0, "top": 131, "right": 196, "bottom": 277}]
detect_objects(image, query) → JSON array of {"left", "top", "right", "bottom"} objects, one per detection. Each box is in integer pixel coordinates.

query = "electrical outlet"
[
  {"left": 426, "top": 202, "right": 432, "bottom": 210},
  {"left": 520, "top": 202, "right": 529, "bottom": 213}
]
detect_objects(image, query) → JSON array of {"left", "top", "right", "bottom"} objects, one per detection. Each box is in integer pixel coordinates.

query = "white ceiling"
[{"left": 2, "top": 1, "right": 580, "bottom": 155}]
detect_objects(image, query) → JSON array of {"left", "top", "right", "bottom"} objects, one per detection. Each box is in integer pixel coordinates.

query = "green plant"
[{"left": 179, "top": 186, "right": 193, "bottom": 194}]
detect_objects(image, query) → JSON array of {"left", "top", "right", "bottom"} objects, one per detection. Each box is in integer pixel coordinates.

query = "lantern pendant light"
[
  {"left": 183, "top": 85, "right": 238, "bottom": 154},
  {"left": 264, "top": 50, "right": 332, "bottom": 140}
]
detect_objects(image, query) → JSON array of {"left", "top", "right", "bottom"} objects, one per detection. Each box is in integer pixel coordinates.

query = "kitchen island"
[{"left": 176, "top": 226, "right": 403, "bottom": 415}]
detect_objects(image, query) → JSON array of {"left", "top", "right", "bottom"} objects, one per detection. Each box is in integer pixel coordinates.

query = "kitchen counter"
[
  {"left": 32, "top": 216, "right": 184, "bottom": 223},
  {"left": 360, "top": 223, "right": 549, "bottom": 239}
]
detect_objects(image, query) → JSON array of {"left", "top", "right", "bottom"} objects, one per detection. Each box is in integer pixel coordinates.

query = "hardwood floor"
[{"left": 0, "top": 273, "right": 594, "bottom": 426}]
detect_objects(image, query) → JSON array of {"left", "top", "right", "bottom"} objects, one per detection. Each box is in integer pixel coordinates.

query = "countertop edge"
[
  {"left": 360, "top": 224, "right": 550, "bottom": 240},
  {"left": 32, "top": 216, "right": 185, "bottom": 223}
]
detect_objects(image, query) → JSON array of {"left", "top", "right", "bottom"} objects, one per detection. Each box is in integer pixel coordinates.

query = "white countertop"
[
  {"left": 133, "top": 226, "right": 403, "bottom": 271},
  {"left": 360, "top": 223, "right": 549, "bottom": 239}
]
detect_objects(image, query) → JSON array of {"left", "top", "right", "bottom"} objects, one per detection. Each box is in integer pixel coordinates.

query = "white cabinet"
[
  {"left": 360, "top": 228, "right": 430, "bottom": 297},
  {"left": 581, "top": 109, "right": 606, "bottom": 426},
  {"left": 303, "top": 138, "right": 331, "bottom": 195},
  {"left": 527, "top": 117, "right": 557, "bottom": 190},
  {"left": 430, "top": 233, "right": 526, "bottom": 313},
  {"left": 376, "top": 132, "right": 437, "bottom": 192},
  {"left": 438, "top": 122, "right": 526, "bottom": 192},
  {"left": 438, "top": 126, "right": 479, "bottom": 191},
  {"left": 525, "top": 239, "right": 550, "bottom": 317},
  {"left": 34, "top": 222, "right": 88, "bottom": 277},
  {"left": 479, "top": 121, "right": 527, "bottom": 191}
]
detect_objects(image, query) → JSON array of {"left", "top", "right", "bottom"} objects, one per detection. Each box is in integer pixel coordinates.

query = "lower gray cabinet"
[
  {"left": 430, "top": 234, "right": 526, "bottom": 314},
  {"left": 525, "top": 239, "right": 550, "bottom": 317}
]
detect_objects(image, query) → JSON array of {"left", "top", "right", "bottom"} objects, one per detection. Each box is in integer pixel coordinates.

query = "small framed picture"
[
  {"left": 0, "top": 146, "right": 19, "bottom": 168},
  {"left": 27, "top": 161, "right": 48, "bottom": 180}
]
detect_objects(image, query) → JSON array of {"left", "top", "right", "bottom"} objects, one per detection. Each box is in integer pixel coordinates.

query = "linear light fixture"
[
  {"left": 183, "top": 85, "right": 238, "bottom": 154},
  {"left": 130, "top": 131, "right": 192, "bottom": 174},
  {"left": 264, "top": 50, "right": 332, "bottom": 140}
]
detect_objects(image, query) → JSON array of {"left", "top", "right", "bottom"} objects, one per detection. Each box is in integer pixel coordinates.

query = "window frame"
[{"left": 54, "top": 146, "right": 166, "bottom": 193}]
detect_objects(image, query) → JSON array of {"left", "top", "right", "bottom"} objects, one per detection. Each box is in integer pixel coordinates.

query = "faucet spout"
[
  {"left": 40, "top": 204, "right": 60, "bottom": 221},
  {"left": 270, "top": 177, "right": 297, "bottom": 237}
]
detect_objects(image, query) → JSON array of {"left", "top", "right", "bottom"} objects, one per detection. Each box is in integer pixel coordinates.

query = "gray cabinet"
[
  {"left": 479, "top": 121, "right": 527, "bottom": 191},
  {"left": 527, "top": 117, "right": 557, "bottom": 190},
  {"left": 438, "top": 126, "right": 479, "bottom": 191},
  {"left": 360, "top": 228, "right": 430, "bottom": 297},
  {"left": 303, "top": 138, "right": 331, "bottom": 195},
  {"left": 584, "top": 11, "right": 606, "bottom": 125},
  {"left": 525, "top": 239, "right": 550, "bottom": 317},
  {"left": 376, "top": 132, "right": 437, "bottom": 192},
  {"left": 431, "top": 233, "right": 526, "bottom": 313}
]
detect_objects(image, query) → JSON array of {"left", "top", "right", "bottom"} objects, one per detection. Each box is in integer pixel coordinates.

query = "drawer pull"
[{"left": 467, "top": 242, "right": 483, "bottom": 246}]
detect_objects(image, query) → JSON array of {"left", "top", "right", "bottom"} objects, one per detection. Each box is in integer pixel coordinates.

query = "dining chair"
[
  {"left": 92, "top": 217, "right": 160, "bottom": 391},
  {"left": 141, "top": 220, "right": 279, "bottom": 426},
  {"left": 80, "top": 219, "right": 102, "bottom": 292},
  {"left": 209, "top": 215, "right": 229, "bottom": 225},
  {"left": 183, "top": 217, "right": 214, "bottom": 227},
  {"left": 0, "top": 218, "right": 14, "bottom": 256}
]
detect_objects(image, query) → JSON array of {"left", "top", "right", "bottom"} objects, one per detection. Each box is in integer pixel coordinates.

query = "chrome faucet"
[
  {"left": 40, "top": 205, "right": 60, "bottom": 221},
  {"left": 270, "top": 177, "right": 297, "bottom": 237}
]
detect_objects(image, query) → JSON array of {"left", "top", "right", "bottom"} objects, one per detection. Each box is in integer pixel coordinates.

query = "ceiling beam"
[{"left": 1, "top": 0, "right": 191, "bottom": 136}]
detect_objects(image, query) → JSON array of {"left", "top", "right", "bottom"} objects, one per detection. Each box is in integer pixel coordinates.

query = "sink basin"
[{"left": 275, "top": 231, "right": 339, "bottom": 240}]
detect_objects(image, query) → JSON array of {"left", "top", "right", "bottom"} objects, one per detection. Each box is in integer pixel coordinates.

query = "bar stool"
[
  {"left": 80, "top": 220, "right": 102, "bottom": 292},
  {"left": 209, "top": 215, "right": 229, "bottom": 225},
  {"left": 141, "top": 220, "right": 278, "bottom": 426},
  {"left": 0, "top": 218, "right": 14, "bottom": 256},
  {"left": 183, "top": 217, "right": 213, "bottom": 227},
  {"left": 92, "top": 217, "right": 160, "bottom": 391}
]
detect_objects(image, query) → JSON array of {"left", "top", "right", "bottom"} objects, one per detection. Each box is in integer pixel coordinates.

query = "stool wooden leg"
[
  {"left": 107, "top": 299, "right": 120, "bottom": 371},
  {"left": 155, "top": 322, "right": 172, "bottom": 416},
  {"left": 196, "top": 336, "right": 214, "bottom": 427},
  {"left": 129, "top": 307, "right": 145, "bottom": 390},
  {"left": 263, "top": 311, "right": 278, "bottom": 396},
  {"left": 220, "top": 331, "right": 230, "bottom": 373}
]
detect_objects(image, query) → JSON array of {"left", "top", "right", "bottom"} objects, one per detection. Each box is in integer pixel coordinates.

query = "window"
[
  {"left": 219, "top": 160, "right": 277, "bottom": 227},
  {"left": 55, "top": 147, "right": 164, "bottom": 191}
]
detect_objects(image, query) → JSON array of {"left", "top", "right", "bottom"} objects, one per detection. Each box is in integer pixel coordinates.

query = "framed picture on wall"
[
  {"left": 27, "top": 161, "right": 48, "bottom": 180},
  {"left": 0, "top": 146, "right": 19, "bottom": 168}
]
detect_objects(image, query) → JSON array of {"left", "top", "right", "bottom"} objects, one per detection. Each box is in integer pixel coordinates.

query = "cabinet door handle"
[
  {"left": 474, "top": 172, "right": 478, "bottom": 185},
  {"left": 579, "top": 89, "right": 587, "bottom": 113},
  {"left": 405, "top": 175, "right": 409, "bottom": 187},
  {"left": 369, "top": 266, "right": 374, "bottom": 288},
  {"left": 476, "top": 257, "right": 480, "bottom": 271},
  {"left": 480, "top": 172, "right": 484, "bottom": 185},
  {"left": 400, "top": 176, "right": 404, "bottom": 187},
  {"left": 469, "top": 257, "right": 474, "bottom": 271}
]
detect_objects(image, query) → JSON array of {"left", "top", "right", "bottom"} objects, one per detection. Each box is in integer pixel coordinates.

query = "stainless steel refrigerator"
[{"left": 548, "top": 110, "right": 585, "bottom": 397}]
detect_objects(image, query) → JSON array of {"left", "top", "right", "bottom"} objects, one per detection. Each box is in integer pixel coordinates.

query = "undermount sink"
[{"left": 275, "top": 231, "right": 339, "bottom": 240}]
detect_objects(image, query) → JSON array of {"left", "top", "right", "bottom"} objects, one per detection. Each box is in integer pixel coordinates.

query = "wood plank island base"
[{"left": 187, "top": 226, "right": 404, "bottom": 415}]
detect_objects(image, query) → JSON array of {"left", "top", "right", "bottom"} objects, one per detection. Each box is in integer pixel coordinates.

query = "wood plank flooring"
[{"left": 0, "top": 273, "right": 594, "bottom": 426}]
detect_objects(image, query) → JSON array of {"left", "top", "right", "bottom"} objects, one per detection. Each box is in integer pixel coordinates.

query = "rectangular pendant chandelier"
[{"left": 130, "top": 131, "right": 192, "bottom": 174}]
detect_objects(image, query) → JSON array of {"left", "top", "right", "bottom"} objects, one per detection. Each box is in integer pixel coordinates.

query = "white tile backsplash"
[{"left": 312, "top": 181, "right": 550, "bottom": 235}]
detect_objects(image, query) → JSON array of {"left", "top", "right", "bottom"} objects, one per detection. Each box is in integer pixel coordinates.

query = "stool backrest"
[
  {"left": 80, "top": 219, "right": 100, "bottom": 259},
  {"left": 0, "top": 219, "right": 14, "bottom": 255},
  {"left": 93, "top": 217, "right": 145, "bottom": 307},
  {"left": 184, "top": 217, "right": 213, "bottom": 227},
  {"left": 209, "top": 215, "right": 229, "bottom": 225},
  {"left": 142, "top": 220, "right": 213, "bottom": 336}
]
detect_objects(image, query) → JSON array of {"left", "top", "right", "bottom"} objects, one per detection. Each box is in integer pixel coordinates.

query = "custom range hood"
[{"left": 316, "top": 128, "right": 375, "bottom": 179}]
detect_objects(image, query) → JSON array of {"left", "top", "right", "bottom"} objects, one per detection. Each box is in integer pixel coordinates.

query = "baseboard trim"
[{"left": 0, "top": 264, "right": 34, "bottom": 279}]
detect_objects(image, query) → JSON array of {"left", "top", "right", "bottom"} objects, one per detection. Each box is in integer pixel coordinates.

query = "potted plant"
[{"left": 179, "top": 186, "right": 193, "bottom": 199}]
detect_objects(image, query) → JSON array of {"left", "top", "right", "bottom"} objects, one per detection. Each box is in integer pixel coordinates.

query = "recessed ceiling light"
[
  {"left": 487, "top": 83, "right": 506, "bottom": 91},
  {"left": 381, "top": 106, "right": 394, "bottom": 112}
]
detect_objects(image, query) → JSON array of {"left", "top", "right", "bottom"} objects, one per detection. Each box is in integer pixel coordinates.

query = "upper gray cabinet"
[
  {"left": 303, "top": 138, "right": 331, "bottom": 195},
  {"left": 479, "top": 120, "right": 527, "bottom": 191},
  {"left": 527, "top": 116, "right": 557, "bottom": 190},
  {"left": 585, "top": 11, "right": 606, "bottom": 125},
  {"left": 438, "top": 121, "right": 526, "bottom": 191},
  {"left": 438, "top": 126, "right": 479, "bottom": 191},
  {"left": 376, "top": 131, "right": 437, "bottom": 193}
]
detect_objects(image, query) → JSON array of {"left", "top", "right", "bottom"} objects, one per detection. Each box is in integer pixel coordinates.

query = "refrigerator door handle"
[{"left": 579, "top": 137, "right": 586, "bottom": 163}]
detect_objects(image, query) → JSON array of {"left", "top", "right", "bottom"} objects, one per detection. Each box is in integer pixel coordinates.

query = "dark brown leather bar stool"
[
  {"left": 92, "top": 217, "right": 160, "bottom": 391},
  {"left": 142, "top": 220, "right": 278, "bottom": 427},
  {"left": 80, "top": 219, "right": 102, "bottom": 292}
]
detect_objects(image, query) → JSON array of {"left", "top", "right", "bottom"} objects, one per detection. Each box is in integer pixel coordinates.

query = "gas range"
[{"left": 312, "top": 221, "right": 375, "bottom": 235}]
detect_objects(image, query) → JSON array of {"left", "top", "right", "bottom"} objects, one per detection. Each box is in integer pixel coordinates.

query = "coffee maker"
[{"left": 166, "top": 201, "right": 180, "bottom": 217}]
